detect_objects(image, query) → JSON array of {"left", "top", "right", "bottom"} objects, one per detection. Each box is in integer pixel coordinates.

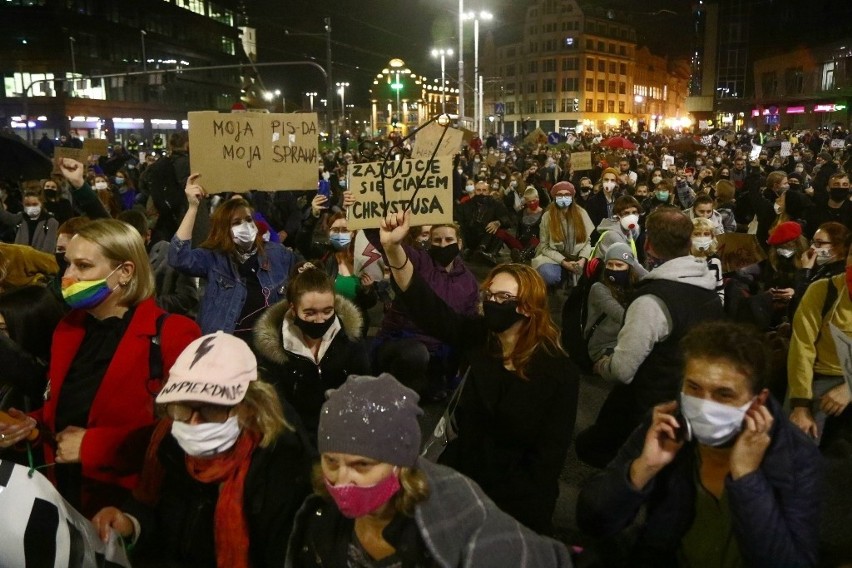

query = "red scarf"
[{"left": 135, "top": 419, "right": 260, "bottom": 568}]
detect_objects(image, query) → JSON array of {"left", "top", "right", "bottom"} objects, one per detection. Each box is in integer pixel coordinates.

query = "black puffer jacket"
[{"left": 253, "top": 296, "right": 370, "bottom": 448}]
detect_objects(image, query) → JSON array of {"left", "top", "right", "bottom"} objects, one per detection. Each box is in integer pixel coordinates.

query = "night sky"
[{"left": 248, "top": 0, "right": 696, "bottom": 108}]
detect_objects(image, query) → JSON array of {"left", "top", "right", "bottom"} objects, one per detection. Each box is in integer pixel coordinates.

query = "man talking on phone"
[{"left": 577, "top": 321, "right": 821, "bottom": 568}]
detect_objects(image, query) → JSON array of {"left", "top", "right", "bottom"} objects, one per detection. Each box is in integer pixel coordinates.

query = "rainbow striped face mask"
[{"left": 61, "top": 264, "right": 122, "bottom": 310}]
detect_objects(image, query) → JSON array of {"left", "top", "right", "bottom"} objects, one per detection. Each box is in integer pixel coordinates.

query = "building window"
[
  {"left": 221, "top": 36, "right": 235, "bottom": 55},
  {"left": 529, "top": 61, "right": 538, "bottom": 73},
  {"left": 597, "top": 79, "right": 605, "bottom": 92},
  {"left": 608, "top": 81, "right": 616, "bottom": 93},
  {"left": 544, "top": 39, "right": 558, "bottom": 51},
  {"left": 526, "top": 100, "right": 537, "bottom": 114},
  {"left": 619, "top": 82, "right": 626, "bottom": 94},
  {"left": 597, "top": 60, "right": 605, "bottom": 72},
  {"left": 822, "top": 61, "right": 835, "bottom": 91},
  {"left": 761, "top": 71, "right": 777, "bottom": 96},
  {"left": 506, "top": 64, "right": 515, "bottom": 76},
  {"left": 542, "top": 99, "right": 556, "bottom": 113},
  {"left": 609, "top": 43, "right": 616, "bottom": 54},
  {"left": 586, "top": 39, "right": 594, "bottom": 50},
  {"left": 619, "top": 101, "right": 625, "bottom": 113},
  {"left": 506, "top": 102, "right": 515, "bottom": 114},
  {"left": 597, "top": 41, "right": 605, "bottom": 52},
  {"left": 176, "top": 0, "right": 206, "bottom": 16},
  {"left": 529, "top": 42, "right": 538, "bottom": 53},
  {"left": 562, "top": 77, "right": 579, "bottom": 91},
  {"left": 528, "top": 81, "right": 538, "bottom": 93},
  {"left": 597, "top": 100, "right": 605, "bottom": 113},
  {"left": 620, "top": 63, "right": 627, "bottom": 75},
  {"left": 586, "top": 78, "right": 594, "bottom": 91},
  {"left": 209, "top": 3, "right": 234, "bottom": 26},
  {"left": 619, "top": 46, "right": 626, "bottom": 56},
  {"left": 505, "top": 82, "right": 516, "bottom": 95},
  {"left": 608, "top": 100, "right": 615, "bottom": 113},
  {"left": 586, "top": 58, "right": 595, "bottom": 71},
  {"left": 543, "top": 58, "right": 556, "bottom": 72},
  {"left": 563, "top": 57, "right": 578, "bottom": 71},
  {"left": 585, "top": 99, "right": 593, "bottom": 112},
  {"left": 542, "top": 78, "right": 556, "bottom": 92},
  {"left": 784, "top": 66, "right": 804, "bottom": 94},
  {"left": 609, "top": 62, "right": 616, "bottom": 74}
]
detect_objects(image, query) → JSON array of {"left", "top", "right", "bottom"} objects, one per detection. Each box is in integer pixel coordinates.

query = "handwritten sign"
[
  {"left": 571, "top": 151, "right": 592, "bottom": 171},
  {"left": 780, "top": 141, "right": 792, "bottom": 157},
  {"left": 715, "top": 233, "right": 767, "bottom": 272},
  {"left": 412, "top": 122, "right": 463, "bottom": 160},
  {"left": 830, "top": 139, "right": 845, "bottom": 149},
  {"left": 829, "top": 322, "right": 852, "bottom": 394},
  {"left": 347, "top": 158, "right": 453, "bottom": 230},
  {"left": 83, "top": 138, "right": 109, "bottom": 156},
  {"left": 188, "top": 111, "right": 319, "bottom": 193}
]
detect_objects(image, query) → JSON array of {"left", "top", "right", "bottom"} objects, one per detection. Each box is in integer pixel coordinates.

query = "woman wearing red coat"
[{"left": 0, "top": 219, "right": 200, "bottom": 517}]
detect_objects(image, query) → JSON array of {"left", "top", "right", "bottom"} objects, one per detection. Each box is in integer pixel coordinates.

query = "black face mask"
[
  {"left": 829, "top": 188, "right": 849, "bottom": 202},
  {"left": 482, "top": 300, "right": 528, "bottom": 333},
  {"left": 54, "top": 252, "right": 67, "bottom": 277},
  {"left": 604, "top": 269, "right": 630, "bottom": 287},
  {"left": 44, "top": 189, "right": 58, "bottom": 200},
  {"left": 428, "top": 243, "right": 460, "bottom": 266},
  {"left": 293, "top": 313, "right": 336, "bottom": 339}
]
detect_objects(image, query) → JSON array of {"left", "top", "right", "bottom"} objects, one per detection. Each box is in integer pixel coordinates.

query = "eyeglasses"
[
  {"left": 165, "top": 402, "right": 233, "bottom": 423},
  {"left": 481, "top": 290, "right": 518, "bottom": 304},
  {"left": 812, "top": 240, "right": 832, "bottom": 247}
]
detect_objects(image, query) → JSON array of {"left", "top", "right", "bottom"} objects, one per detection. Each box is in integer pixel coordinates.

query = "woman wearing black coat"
[{"left": 380, "top": 210, "right": 580, "bottom": 535}]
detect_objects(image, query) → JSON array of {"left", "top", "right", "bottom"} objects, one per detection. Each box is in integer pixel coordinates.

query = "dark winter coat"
[
  {"left": 253, "top": 296, "right": 370, "bottom": 447},
  {"left": 124, "top": 428, "right": 313, "bottom": 568},
  {"left": 577, "top": 397, "right": 821, "bottom": 568},
  {"left": 396, "top": 273, "right": 579, "bottom": 534}
]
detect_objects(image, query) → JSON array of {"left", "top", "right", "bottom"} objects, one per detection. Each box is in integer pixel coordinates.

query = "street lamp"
[
  {"left": 431, "top": 48, "right": 454, "bottom": 116},
  {"left": 458, "top": 0, "right": 465, "bottom": 125},
  {"left": 463, "top": 10, "right": 492, "bottom": 136},
  {"left": 336, "top": 81, "right": 349, "bottom": 130},
  {"left": 305, "top": 91, "right": 318, "bottom": 112}
]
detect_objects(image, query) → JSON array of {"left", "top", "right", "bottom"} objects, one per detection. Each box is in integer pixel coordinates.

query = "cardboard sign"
[
  {"left": 524, "top": 128, "right": 548, "bottom": 146},
  {"left": 188, "top": 111, "right": 319, "bottom": 193},
  {"left": 82, "top": 138, "right": 109, "bottom": 156},
  {"left": 571, "top": 151, "right": 592, "bottom": 171},
  {"left": 52, "top": 147, "right": 88, "bottom": 174},
  {"left": 718, "top": 139, "right": 728, "bottom": 148},
  {"left": 715, "top": 233, "right": 767, "bottom": 272},
  {"left": 565, "top": 134, "right": 577, "bottom": 146},
  {"left": 353, "top": 230, "right": 386, "bottom": 282},
  {"left": 412, "top": 122, "right": 463, "bottom": 160},
  {"left": 831, "top": 139, "right": 845, "bottom": 149},
  {"left": 662, "top": 155, "right": 675, "bottom": 169},
  {"left": 347, "top": 158, "right": 453, "bottom": 230},
  {"left": 749, "top": 144, "right": 762, "bottom": 161},
  {"left": 0, "top": 460, "right": 131, "bottom": 568},
  {"left": 780, "top": 141, "right": 792, "bottom": 157},
  {"left": 829, "top": 322, "right": 852, "bottom": 395}
]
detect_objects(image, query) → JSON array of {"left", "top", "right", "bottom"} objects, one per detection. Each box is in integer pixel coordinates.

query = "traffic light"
[{"left": 572, "top": 98, "right": 579, "bottom": 112}]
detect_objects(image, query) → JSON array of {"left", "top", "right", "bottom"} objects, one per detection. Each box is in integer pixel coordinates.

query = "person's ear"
[
  {"left": 118, "top": 261, "right": 135, "bottom": 286},
  {"left": 755, "top": 388, "right": 770, "bottom": 406}
]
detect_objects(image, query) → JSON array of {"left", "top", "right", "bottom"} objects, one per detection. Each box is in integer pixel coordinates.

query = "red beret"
[
  {"left": 550, "top": 181, "right": 575, "bottom": 198},
  {"left": 766, "top": 221, "right": 802, "bottom": 246}
]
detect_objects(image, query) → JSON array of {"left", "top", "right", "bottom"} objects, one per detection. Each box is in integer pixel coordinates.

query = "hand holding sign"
[
  {"left": 92, "top": 507, "right": 135, "bottom": 543},
  {"left": 379, "top": 209, "right": 411, "bottom": 249},
  {"left": 185, "top": 173, "right": 206, "bottom": 208}
]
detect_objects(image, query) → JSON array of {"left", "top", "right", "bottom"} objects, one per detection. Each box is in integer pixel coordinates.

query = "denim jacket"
[{"left": 168, "top": 236, "right": 297, "bottom": 334}]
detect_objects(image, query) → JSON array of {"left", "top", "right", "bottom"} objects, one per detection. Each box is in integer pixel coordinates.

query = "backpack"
[
  {"left": 146, "top": 313, "right": 170, "bottom": 397},
  {"left": 561, "top": 257, "right": 604, "bottom": 374}
]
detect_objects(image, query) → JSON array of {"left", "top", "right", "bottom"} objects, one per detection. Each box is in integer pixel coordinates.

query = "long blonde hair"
[{"left": 236, "top": 380, "right": 292, "bottom": 448}]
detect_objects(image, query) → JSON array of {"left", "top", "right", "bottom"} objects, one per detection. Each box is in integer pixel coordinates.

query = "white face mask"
[
  {"left": 465, "top": 184, "right": 475, "bottom": 193},
  {"left": 814, "top": 247, "right": 834, "bottom": 265},
  {"left": 773, "top": 203, "right": 782, "bottom": 215},
  {"left": 603, "top": 180, "right": 617, "bottom": 191},
  {"left": 651, "top": 176, "right": 663, "bottom": 184},
  {"left": 25, "top": 205, "right": 41, "bottom": 218},
  {"left": 619, "top": 214, "right": 639, "bottom": 231},
  {"left": 171, "top": 415, "right": 241, "bottom": 457},
  {"left": 321, "top": 171, "right": 330, "bottom": 181},
  {"left": 94, "top": 181, "right": 108, "bottom": 191},
  {"left": 693, "top": 236, "right": 714, "bottom": 251},
  {"left": 680, "top": 393, "right": 753, "bottom": 447},
  {"left": 777, "top": 247, "right": 796, "bottom": 258},
  {"left": 231, "top": 221, "right": 258, "bottom": 245}
]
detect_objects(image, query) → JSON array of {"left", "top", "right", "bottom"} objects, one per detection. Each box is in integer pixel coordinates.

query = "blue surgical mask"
[
  {"left": 555, "top": 196, "right": 573, "bottom": 208},
  {"left": 114, "top": 177, "right": 125, "bottom": 186},
  {"left": 330, "top": 232, "right": 352, "bottom": 250}
]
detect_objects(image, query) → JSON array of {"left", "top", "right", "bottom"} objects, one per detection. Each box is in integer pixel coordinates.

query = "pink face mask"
[{"left": 325, "top": 470, "right": 401, "bottom": 518}]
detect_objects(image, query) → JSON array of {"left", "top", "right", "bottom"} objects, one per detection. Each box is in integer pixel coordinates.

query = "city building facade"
[{"left": 1, "top": 0, "right": 245, "bottom": 145}]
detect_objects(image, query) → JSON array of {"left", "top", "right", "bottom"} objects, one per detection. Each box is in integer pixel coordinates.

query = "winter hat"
[
  {"left": 787, "top": 172, "right": 805, "bottom": 188},
  {"left": 318, "top": 373, "right": 423, "bottom": 467},
  {"left": 550, "top": 181, "right": 575, "bottom": 198},
  {"left": 604, "top": 243, "right": 636, "bottom": 265},
  {"left": 766, "top": 221, "right": 802, "bottom": 246},
  {"left": 602, "top": 167, "right": 620, "bottom": 179},
  {"left": 818, "top": 151, "right": 833, "bottom": 162},
  {"left": 157, "top": 331, "right": 257, "bottom": 406}
]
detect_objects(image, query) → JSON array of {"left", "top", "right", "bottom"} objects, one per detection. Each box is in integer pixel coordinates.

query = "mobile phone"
[
  {"left": 317, "top": 180, "right": 331, "bottom": 199},
  {"left": 672, "top": 408, "right": 692, "bottom": 443},
  {"left": 685, "top": 167, "right": 695, "bottom": 176}
]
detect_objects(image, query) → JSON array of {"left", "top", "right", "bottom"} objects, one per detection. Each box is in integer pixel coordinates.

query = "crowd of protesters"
[{"left": 0, "top": 123, "right": 850, "bottom": 567}]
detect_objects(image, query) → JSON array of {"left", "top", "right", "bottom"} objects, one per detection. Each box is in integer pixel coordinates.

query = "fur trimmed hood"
[{"left": 253, "top": 295, "right": 364, "bottom": 366}]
